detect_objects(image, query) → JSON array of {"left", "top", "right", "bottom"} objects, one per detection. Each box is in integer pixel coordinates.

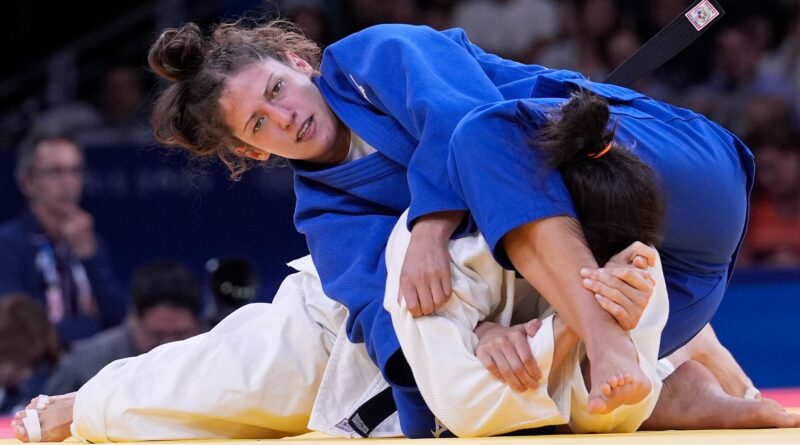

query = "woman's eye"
[
  {"left": 272, "top": 80, "right": 283, "bottom": 96},
  {"left": 254, "top": 117, "right": 264, "bottom": 133}
]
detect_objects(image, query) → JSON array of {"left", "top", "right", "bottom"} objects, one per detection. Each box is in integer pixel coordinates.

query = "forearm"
[{"left": 503, "top": 216, "right": 623, "bottom": 347}]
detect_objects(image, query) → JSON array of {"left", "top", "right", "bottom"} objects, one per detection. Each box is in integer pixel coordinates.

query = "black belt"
[
  {"left": 605, "top": 0, "right": 725, "bottom": 87},
  {"left": 347, "top": 386, "right": 396, "bottom": 438}
]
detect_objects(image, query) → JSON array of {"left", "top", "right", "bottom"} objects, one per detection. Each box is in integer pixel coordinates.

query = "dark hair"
[
  {"left": 0, "top": 294, "right": 60, "bottom": 366},
  {"left": 15, "top": 128, "right": 82, "bottom": 180},
  {"left": 529, "top": 90, "right": 665, "bottom": 265},
  {"left": 130, "top": 260, "right": 203, "bottom": 317},
  {"left": 148, "top": 19, "right": 321, "bottom": 179}
]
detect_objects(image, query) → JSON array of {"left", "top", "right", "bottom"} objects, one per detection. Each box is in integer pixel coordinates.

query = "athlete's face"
[{"left": 219, "top": 54, "right": 349, "bottom": 164}]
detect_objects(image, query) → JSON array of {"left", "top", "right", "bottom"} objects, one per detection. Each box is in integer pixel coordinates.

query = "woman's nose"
[{"left": 265, "top": 105, "right": 295, "bottom": 130}]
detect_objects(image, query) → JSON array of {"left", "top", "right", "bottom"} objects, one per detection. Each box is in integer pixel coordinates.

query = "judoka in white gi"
[
  {"left": 385, "top": 211, "right": 668, "bottom": 436},
  {"left": 19, "top": 234, "right": 656, "bottom": 443}
]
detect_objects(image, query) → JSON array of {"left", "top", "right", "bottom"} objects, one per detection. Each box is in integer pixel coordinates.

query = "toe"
[
  {"left": 622, "top": 373, "right": 633, "bottom": 385},
  {"left": 588, "top": 396, "right": 607, "bottom": 414}
]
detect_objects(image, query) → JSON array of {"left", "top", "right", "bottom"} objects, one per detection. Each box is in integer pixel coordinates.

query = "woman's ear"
[
  {"left": 234, "top": 146, "right": 270, "bottom": 161},
  {"left": 285, "top": 51, "right": 313, "bottom": 77}
]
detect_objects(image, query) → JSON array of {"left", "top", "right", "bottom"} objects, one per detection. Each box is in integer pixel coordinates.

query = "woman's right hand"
[
  {"left": 580, "top": 242, "right": 657, "bottom": 331},
  {"left": 398, "top": 211, "right": 464, "bottom": 317}
]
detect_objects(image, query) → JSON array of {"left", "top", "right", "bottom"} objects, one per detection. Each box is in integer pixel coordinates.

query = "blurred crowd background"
[{"left": 0, "top": 0, "right": 798, "bottom": 416}]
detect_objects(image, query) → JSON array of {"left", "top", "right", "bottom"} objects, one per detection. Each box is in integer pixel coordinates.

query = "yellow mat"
[
  {"left": 4, "top": 429, "right": 800, "bottom": 445},
  {"left": 2, "top": 409, "right": 797, "bottom": 445}
]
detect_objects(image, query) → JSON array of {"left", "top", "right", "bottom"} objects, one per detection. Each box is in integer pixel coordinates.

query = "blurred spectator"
[
  {"left": 418, "top": 0, "right": 457, "bottom": 30},
  {"left": 536, "top": 0, "right": 619, "bottom": 78},
  {"left": 282, "top": 0, "right": 335, "bottom": 45},
  {"left": 342, "top": 0, "right": 389, "bottom": 33},
  {"left": 740, "top": 129, "right": 800, "bottom": 267},
  {"left": 684, "top": 22, "right": 796, "bottom": 135},
  {"left": 452, "top": 0, "right": 560, "bottom": 63},
  {"left": 204, "top": 257, "right": 259, "bottom": 327},
  {"left": 742, "top": 94, "right": 795, "bottom": 137},
  {"left": 0, "top": 128, "right": 126, "bottom": 348},
  {"left": 0, "top": 294, "right": 59, "bottom": 414},
  {"left": 384, "top": 0, "right": 420, "bottom": 25},
  {"left": 79, "top": 64, "right": 155, "bottom": 147},
  {"left": 33, "top": 64, "right": 154, "bottom": 149},
  {"left": 761, "top": 2, "right": 800, "bottom": 115},
  {"left": 43, "top": 260, "right": 204, "bottom": 395}
]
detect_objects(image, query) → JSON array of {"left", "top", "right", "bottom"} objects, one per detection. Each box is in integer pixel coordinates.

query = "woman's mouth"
[{"left": 297, "top": 116, "right": 314, "bottom": 142}]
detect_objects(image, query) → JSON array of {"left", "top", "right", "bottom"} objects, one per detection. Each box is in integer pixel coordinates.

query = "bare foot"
[
  {"left": 11, "top": 393, "right": 76, "bottom": 442},
  {"left": 585, "top": 332, "right": 652, "bottom": 414},
  {"left": 642, "top": 360, "right": 800, "bottom": 430}
]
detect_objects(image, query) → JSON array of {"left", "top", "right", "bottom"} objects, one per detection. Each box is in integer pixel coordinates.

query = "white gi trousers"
[
  {"left": 71, "top": 257, "right": 400, "bottom": 442},
  {"left": 384, "top": 212, "right": 669, "bottom": 437}
]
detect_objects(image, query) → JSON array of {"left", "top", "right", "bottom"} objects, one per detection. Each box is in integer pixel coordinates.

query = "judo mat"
[
  {"left": 0, "top": 420, "right": 798, "bottom": 444},
  {"left": 0, "top": 426, "right": 799, "bottom": 445},
  {"left": 1, "top": 390, "right": 797, "bottom": 444}
]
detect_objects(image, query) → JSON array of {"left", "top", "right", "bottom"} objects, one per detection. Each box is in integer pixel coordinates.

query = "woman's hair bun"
[
  {"left": 148, "top": 23, "right": 206, "bottom": 82},
  {"left": 539, "top": 89, "right": 616, "bottom": 169}
]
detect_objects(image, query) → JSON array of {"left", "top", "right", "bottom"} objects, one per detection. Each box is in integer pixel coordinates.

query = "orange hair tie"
[{"left": 589, "top": 141, "right": 613, "bottom": 159}]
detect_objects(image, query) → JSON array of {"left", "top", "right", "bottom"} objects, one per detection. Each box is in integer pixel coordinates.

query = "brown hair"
[
  {"left": 148, "top": 19, "right": 321, "bottom": 179},
  {"left": 521, "top": 90, "right": 665, "bottom": 265},
  {"left": 0, "top": 294, "right": 60, "bottom": 367}
]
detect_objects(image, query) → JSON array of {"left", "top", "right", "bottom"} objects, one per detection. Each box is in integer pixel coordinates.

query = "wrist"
[
  {"left": 474, "top": 320, "right": 499, "bottom": 339},
  {"left": 411, "top": 211, "right": 465, "bottom": 241}
]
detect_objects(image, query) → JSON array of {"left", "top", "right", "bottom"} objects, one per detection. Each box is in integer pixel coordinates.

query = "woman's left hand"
[
  {"left": 399, "top": 211, "right": 464, "bottom": 317},
  {"left": 580, "top": 242, "right": 657, "bottom": 331}
]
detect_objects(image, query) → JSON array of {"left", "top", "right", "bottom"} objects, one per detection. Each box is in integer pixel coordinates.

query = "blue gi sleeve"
[{"left": 320, "top": 24, "right": 509, "bottom": 228}]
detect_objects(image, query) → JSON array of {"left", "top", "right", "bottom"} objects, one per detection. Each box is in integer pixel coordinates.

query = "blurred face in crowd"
[
  {"left": 715, "top": 28, "right": 761, "bottom": 83},
  {"left": 0, "top": 359, "right": 34, "bottom": 388},
  {"left": 219, "top": 54, "right": 349, "bottom": 165},
  {"left": 131, "top": 304, "right": 200, "bottom": 353},
  {"left": 19, "top": 139, "right": 84, "bottom": 218},
  {"left": 755, "top": 143, "right": 800, "bottom": 199},
  {"left": 102, "top": 66, "right": 144, "bottom": 120},
  {"left": 578, "top": 0, "right": 617, "bottom": 38}
]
